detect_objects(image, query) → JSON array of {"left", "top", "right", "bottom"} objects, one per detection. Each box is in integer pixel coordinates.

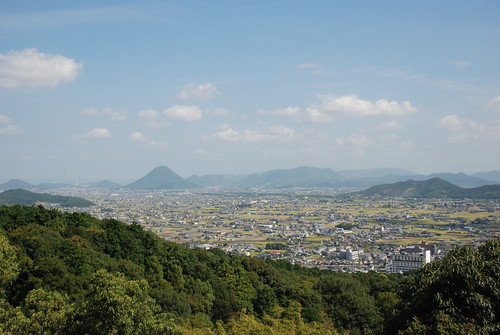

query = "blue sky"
[{"left": 1, "top": 0, "right": 499, "bottom": 182}]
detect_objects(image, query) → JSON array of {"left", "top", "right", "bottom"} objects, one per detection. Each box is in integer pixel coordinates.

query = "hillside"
[
  {"left": 0, "top": 189, "right": 94, "bottom": 207},
  {"left": 360, "top": 178, "right": 500, "bottom": 199},
  {"left": 0, "top": 205, "right": 498, "bottom": 334},
  {"left": 0, "top": 179, "right": 34, "bottom": 190},
  {"left": 238, "top": 166, "right": 345, "bottom": 188},
  {"left": 125, "top": 166, "right": 198, "bottom": 190}
]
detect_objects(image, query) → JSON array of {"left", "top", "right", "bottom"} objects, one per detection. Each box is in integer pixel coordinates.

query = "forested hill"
[
  {"left": 0, "top": 189, "right": 94, "bottom": 207},
  {"left": 359, "top": 177, "right": 500, "bottom": 199},
  {"left": 0, "top": 205, "right": 498, "bottom": 334}
]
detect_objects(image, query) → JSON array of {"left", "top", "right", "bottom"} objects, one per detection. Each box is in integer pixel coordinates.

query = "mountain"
[
  {"left": 472, "top": 170, "right": 500, "bottom": 184},
  {"left": 125, "top": 166, "right": 198, "bottom": 190},
  {"left": 90, "top": 179, "right": 122, "bottom": 189},
  {"left": 0, "top": 179, "right": 34, "bottom": 190},
  {"left": 419, "top": 172, "right": 492, "bottom": 187},
  {"left": 237, "top": 166, "right": 345, "bottom": 188},
  {"left": 0, "top": 189, "right": 94, "bottom": 207},
  {"left": 359, "top": 178, "right": 500, "bottom": 199},
  {"left": 186, "top": 174, "right": 231, "bottom": 187},
  {"left": 337, "top": 168, "right": 417, "bottom": 179}
]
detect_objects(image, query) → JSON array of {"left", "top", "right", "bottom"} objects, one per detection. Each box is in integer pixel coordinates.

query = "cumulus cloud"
[
  {"left": 71, "top": 128, "right": 111, "bottom": 143},
  {"left": 177, "top": 82, "right": 219, "bottom": 99},
  {"left": 212, "top": 124, "right": 240, "bottom": 142},
  {"left": 316, "top": 94, "right": 416, "bottom": 116},
  {"left": 259, "top": 95, "right": 416, "bottom": 124},
  {"left": 0, "top": 114, "right": 12, "bottom": 123},
  {"left": 0, "top": 115, "right": 23, "bottom": 135},
  {"left": 0, "top": 48, "right": 83, "bottom": 88},
  {"left": 380, "top": 120, "right": 400, "bottom": 129},
  {"left": 258, "top": 107, "right": 301, "bottom": 117},
  {"left": 439, "top": 114, "right": 483, "bottom": 131},
  {"left": 194, "top": 148, "right": 208, "bottom": 155},
  {"left": 0, "top": 124, "right": 23, "bottom": 135},
  {"left": 82, "top": 108, "right": 127, "bottom": 121},
  {"left": 211, "top": 124, "right": 297, "bottom": 143},
  {"left": 129, "top": 131, "right": 149, "bottom": 142},
  {"left": 438, "top": 114, "right": 489, "bottom": 143},
  {"left": 486, "top": 95, "right": 500, "bottom": 110},
  {"left": 335, "top": 135, "right": 372, "bottom": 146},
  {"left": 138, "top": 109, "right": 160, "bottom": 119},
  {"left": 164, "top": 105, "right": 202, "bottom": 121}
]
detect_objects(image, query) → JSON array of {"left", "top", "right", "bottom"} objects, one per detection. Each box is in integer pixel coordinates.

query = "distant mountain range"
[
  {"left": 1, "top": 166, "right": 499, "bottom": 191},
  {"left": 0, "top": 189, "right": 95, "bottom": 207},
  {"left": 358, "top": 178, "right": 500, "bottom": 199}
]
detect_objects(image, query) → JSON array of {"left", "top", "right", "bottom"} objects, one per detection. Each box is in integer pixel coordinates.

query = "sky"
[{"left": 1, "top": 0, "right": 500, "bottom": 183}]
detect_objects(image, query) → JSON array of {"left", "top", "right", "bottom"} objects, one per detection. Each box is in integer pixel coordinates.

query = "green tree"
[
  {"left": 0, "top": 234, "right": 19, "bottom": 295},
  {"left": 71, "top": 269, "right": 181, "bottom": 335},
  {"left": 316, "top": 274, "right": 382, "bottom": 334},
  {"left": 398, "top": 239, "right": 500, "bottom": 334},
  {"left": 1, "top": 288, "right": 73, "bottom": 334}
]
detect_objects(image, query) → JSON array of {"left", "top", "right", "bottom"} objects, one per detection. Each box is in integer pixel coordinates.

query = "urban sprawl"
[{"left": 51, "top": 188, "right": 499, "bottom": 274}]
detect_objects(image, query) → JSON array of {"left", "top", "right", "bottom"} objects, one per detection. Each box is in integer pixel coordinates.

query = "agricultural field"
[{"left": 55, "top": 188, "right": 500, "bottom": 271}]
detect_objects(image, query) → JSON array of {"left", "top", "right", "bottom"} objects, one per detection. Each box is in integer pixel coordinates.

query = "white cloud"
[
  {"left": 297, "top": 63, "right": 320, "bottom": 69},
  {"left": 438, "top": 114, "right": 493, "bottom": 143},
  {"left": 303, "top": 106, "right": 330, "bottom": 123},
  {"left": 0, "top": 48, "right": 83, "bottom": 88},
  {"left": 380, "top": 120, "right": 400, "bottom": 129},
  {"left": 163, "top": 105, "right": 202, "bottom": 121},
  {"left": 439, "top": 114, "right": 483, "bottom": 131},
  {"left": 86, "top": 128, "right": 111, "bottom": 138},
  {"left": 138, "top": 109, "right": 160, "bottom": 119},
  {"left": 347, "top": 135, "right": 371, "bottom": 146},
  {"left": 0, "top": 124, "right": 23, "bottom": 135},
  {"left": 486, "top": 95, "right": 500, "bottom": 110},
  {"left": 194, "top": 148, "right": 208, "bottom": 155},
  {"left": 212, "top": 108, "right": 229, "bottom": 116},
  {"left": 259, "top": 95, "right": 416, "bottom": 124},
  {"left": 258, "top": 107, "right": 301, "bottom": 117},
  {"left": 71, "top": 128, "right": 111, "bottom": 143},
  {"left": 335, "top": 135, "right": 372, "bottom": 146},
  {"left": 268, "top": 125, "right": 295, "bottom": 136},
  {"left": 0, "top": 114, "right": 12, "bottom": 123},
  {"left": 212, "top": 124, "right": 240, "bottom": 142},
  {"left": 211, "top": 124, "right": 297, "bottom": 143},
  {"left": 177, "top": 82, "right": 219, "bottom": 99},
  {"left": 148, "top": 140, "right": 169, "bottom": 148},
  {"left": 147, "top": 120, "right": 171, "bottom": 129},
  {"left": 129, "top": 131, "right": 148, "bottom": 142},
  {"left": 316, "top": 94, "right": 416, "bottom": 116},
  {"left": 82, "top": 108, "right": 127, "bottom": 121}
]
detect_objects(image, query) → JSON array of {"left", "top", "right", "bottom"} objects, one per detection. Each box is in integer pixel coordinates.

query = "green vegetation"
[
  {"left": 360, "top": 177, "right": 500, "bottom": 199},
  {"left": 0, "top": 205, "right": 498, "bottom": 334},
  {"left": 0, "top": 189, "right": 94, "bottom": 207}
]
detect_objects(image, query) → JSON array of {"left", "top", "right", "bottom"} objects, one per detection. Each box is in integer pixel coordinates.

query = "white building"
[{"left": 390, "top": 250, "right": 431, "bottom": 273}]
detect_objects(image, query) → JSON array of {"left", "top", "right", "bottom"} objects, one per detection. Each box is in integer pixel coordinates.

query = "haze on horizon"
[{"left": 1, "top": 0, "right": 499, "bottom": 182}]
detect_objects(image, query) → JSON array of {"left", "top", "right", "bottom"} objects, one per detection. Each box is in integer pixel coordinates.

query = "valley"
[{"left": 53, "top": 187, "right": 500, "bottom": 273}]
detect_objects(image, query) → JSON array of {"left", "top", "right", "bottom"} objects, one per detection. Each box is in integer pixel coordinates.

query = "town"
[{"left": 51, "top": 187, "right": 499, "bottom": 274}]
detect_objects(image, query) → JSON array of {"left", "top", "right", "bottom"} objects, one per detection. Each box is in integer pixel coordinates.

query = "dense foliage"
[
  {"left": 0, "top": 205, "right": 498, "bottom": 334},
  {"left": 0, "top": 189, "right": 94, "bottom": 207}
]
